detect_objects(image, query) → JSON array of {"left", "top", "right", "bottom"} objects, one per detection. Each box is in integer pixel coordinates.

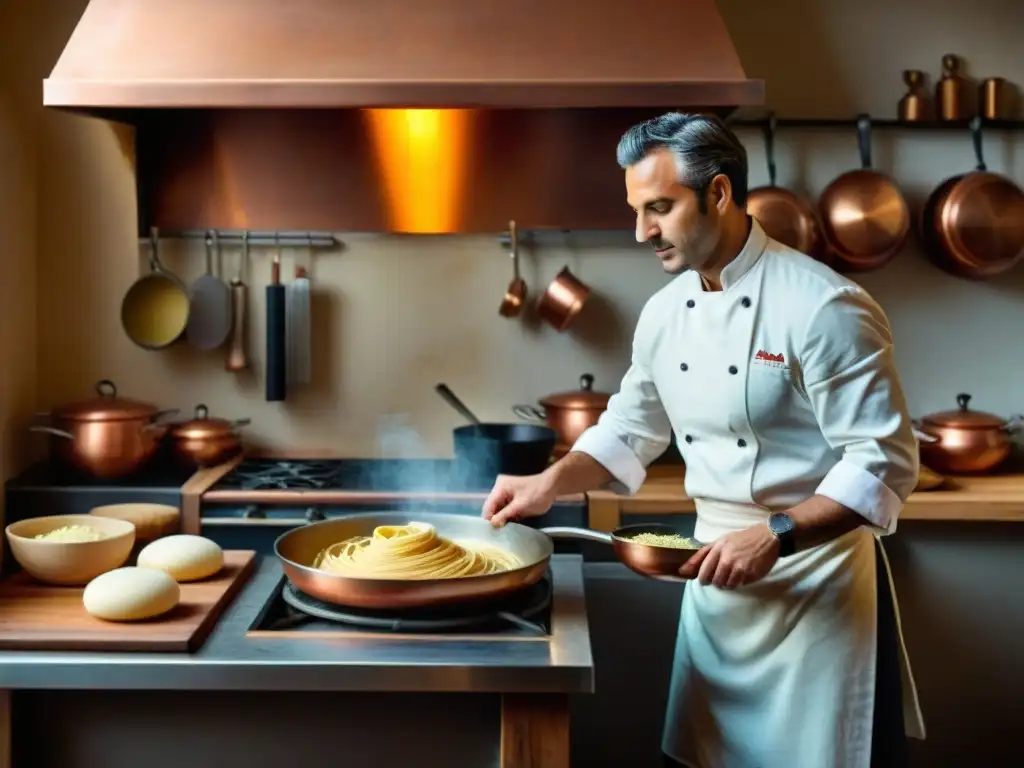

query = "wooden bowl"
[
  {"left": 89, "top": 503, "right": 181, "bottom": 543},
  {"left": 5, "top": 514, "right": 136, "bottom": 586}
]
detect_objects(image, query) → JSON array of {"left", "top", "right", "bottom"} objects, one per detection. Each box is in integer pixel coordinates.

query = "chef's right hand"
[{"left": 482, "top": 473, "right": 557, "bottom": 527}]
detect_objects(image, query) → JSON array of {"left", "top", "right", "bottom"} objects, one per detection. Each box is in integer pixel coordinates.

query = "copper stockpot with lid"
[
  {"left": 914, "top": 393, "right": 1022, "bottom": 474},
  {"left": 513, "top": 373, "right": 611, "bottom": 450},
  {"left": 167, "top": 404, "right": 251, "bottom": 468},
  {"left": 29, "top": 380, "right": 178, "bottom": 479}
]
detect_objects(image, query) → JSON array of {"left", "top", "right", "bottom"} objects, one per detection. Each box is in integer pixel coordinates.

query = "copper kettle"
[{"left": 914, "top": 393, "right": 1021, "bottom": 474}]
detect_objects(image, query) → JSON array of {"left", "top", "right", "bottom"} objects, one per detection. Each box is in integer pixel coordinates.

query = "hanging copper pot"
[
  {"left": 167, "top": 404, "right": 250, "bottom": 468},
  {"left": 746, "top": 114, "right": 825, "bottom": 259},
  {"left": 920, "top": 117, "right": 1024, "bottom": 280},
  {"left": 914, "top": 393, "right": 1021, "bottom": 474},
  {"left": 818, "top": 115, "right": 910, "bottom": 272}
]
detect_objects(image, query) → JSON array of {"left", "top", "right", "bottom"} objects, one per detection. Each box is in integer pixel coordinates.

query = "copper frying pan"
[
  {"left": 921, "top": 117, "right": 1024, "bottom": 279},
  {"left": 819, "top": 115, "right": 910, "bottom": 272},
  {"left": 746, "top": 114, "right": 824, "bottom": 259},
  {"left": 275, "top": 512, "right": 553, "bottom": 609},
  {"left": 544, "top": 523, "right": 702, "bottom": 583}
]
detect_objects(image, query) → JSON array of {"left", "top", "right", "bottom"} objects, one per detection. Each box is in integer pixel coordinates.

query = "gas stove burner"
[
  {"left": 230, "top": 460, "right": 344, "bottom": 490},
  {"left": 278, "top": 575, "right": 552, "bottom": 635}
]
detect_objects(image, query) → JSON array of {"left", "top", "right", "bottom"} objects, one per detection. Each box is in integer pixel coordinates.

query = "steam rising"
[{"left": 363, "top": 415, "right": 493, "bottom": 513}]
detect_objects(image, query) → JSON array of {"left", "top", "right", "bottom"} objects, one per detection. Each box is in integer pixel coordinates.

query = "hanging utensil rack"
[{"left": 139, "top": 230, "right": 341, "bottom": 250}]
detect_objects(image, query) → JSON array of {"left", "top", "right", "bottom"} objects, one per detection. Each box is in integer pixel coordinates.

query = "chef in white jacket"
[{"left": 483, "top": 112, "right": 926, "bottom": 768}]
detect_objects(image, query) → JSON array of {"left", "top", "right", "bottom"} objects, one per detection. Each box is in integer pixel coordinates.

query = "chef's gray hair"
[{"left": 616, "top": 112, "right": 748, "bottom": 211}]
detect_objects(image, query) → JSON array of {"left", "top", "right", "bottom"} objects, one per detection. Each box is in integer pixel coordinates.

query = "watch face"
[{"left": 769, "top": 512, "right": 795, "bottom": 536}]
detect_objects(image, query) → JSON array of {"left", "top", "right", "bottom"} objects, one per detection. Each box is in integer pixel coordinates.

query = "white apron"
[{"left": 662, "top": 500, "right": 925, "bottom": 768}]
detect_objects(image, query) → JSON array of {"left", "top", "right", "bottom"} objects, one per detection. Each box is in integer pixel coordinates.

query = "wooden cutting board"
[{"left": 0, "top": 550, "right": 256, "bottom": 653}]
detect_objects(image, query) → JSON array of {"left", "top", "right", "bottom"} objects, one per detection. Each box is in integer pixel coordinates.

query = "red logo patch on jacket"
[{"left": 755, "top": 349, "right": 785, "bottom": 364}]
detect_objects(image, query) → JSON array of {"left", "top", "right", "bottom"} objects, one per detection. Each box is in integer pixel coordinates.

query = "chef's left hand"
[{"left": 678, "top": 524, "right": 780, "bottom": 589}]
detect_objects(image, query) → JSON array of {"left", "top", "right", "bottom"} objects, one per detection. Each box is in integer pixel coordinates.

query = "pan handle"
[
  {"left": 29, "top": 426, "right": 75, "bottom": 440},
  {"left": 856, "top": 114, "right": 873, "bottom": 170},
  {"left": 969, "top": 116, "right": 987, "bottom": 172},
  {"left": 910, "top": 423, "right": 939, "bottom": 444},
  {"left": 512, "top": 405, "right": 546, "bottom": 421},
  {"left": 540, "top": 526, "right": 613, "bottom": 544},
  {"left": 762, "top": 113, "right": 778, "bottom": 187}
]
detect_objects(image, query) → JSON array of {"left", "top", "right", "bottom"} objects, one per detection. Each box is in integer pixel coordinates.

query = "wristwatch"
[{"left": 767, "top": 512, "right": 796, "bottom": 557}]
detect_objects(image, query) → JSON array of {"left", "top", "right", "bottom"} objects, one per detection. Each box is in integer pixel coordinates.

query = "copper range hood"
[{"left": 45, "top": 0, "right": 764, "bottom": 233}]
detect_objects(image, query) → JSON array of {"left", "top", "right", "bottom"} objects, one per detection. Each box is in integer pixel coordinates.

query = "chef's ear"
[{"left": 708, "top": 173, "right": 734, "bottom": 212}]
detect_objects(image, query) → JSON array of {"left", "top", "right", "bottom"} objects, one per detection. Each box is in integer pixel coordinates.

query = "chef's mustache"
[{"left": 650, "top": 238, "right": 673, "bottom": 250}]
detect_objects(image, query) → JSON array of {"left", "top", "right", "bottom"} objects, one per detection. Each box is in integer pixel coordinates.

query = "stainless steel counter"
[{"left": 0, "top": 555, "right": 593, "bottom": 694}]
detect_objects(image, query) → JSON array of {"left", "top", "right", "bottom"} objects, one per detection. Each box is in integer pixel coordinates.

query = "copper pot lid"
[
  {"left": 539, "top": 374, "right": 611, "bottom": 410},
  {"left": 170, "top": 405, "right": 250, "bottom": 440},
  {"left": 51, "top": 379, "right": 160, "bottom": 422},
  {"left": 920, "top": 393, "right": 1006, "bottom": 429}
]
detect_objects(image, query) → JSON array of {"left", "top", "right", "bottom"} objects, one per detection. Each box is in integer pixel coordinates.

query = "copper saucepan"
[
  {"left": 536, "top": 266, "right": 590, "bottom": 331},
  {"left": 513, "top": 373, "right": 611, "bottom": 450},
  {"left": 818, "top": 115, "right": 910, "bottom": 272},
  {"left": 544, "top": 523, "right": 703, "bottom": 582},
  {"left": 914, "top": 393, "right": 1022, "bottom": 474},
  {"left": 498, "top": 220, "right": 527, "bottom": 317},
  {"left": 746, "top": 114, "right": 825, "bottom": 260},
  {"left": 167, "top": 404, "right": 250, "bottom": 468},
  {"left": 920, "top": 117, "right": 1024, "bottom": 279}
]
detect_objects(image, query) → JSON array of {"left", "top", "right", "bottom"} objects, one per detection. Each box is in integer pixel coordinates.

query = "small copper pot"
[
  {"left": 167, "top": 404, "right": 250, "bottom": 468},
  {"left": 30, "top": 380, "right": 177, "bottom": 479},
  {"left": 536, "top": 267, "right": 590, "bottom": 331},
  {"left": 513, "top": 373, "right": 611, "bottom": 449},
  {"left": 914, "top": 393, "right": 1021, "bottom": 474}
]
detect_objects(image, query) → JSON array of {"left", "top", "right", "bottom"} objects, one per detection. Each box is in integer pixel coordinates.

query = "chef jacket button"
[
  {"left": 728, "top": 365, "right": 738, "bottom": 375},
  {"left": 684, "top": 434, "right": 693, "bottom": 444},
  {"left": 737, "top": 438, "right": 747, "bottom": 448},
  {"left": 679, "top": 362, "right": 688, "bottom": 371},
  {"left": 741, "top": 296, "right": 751, "bottom": 308},
  {"left": 686, "top": 299, "right": 695, "bottom": 308}
]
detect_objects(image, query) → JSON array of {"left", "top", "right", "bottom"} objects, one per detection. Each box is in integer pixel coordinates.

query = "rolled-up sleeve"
[
  {"left": 801, "top": 286, "right": 918, "bottom": 534},
  {"left": 572, "top": 319, "right": 672, "bottom": 495}
]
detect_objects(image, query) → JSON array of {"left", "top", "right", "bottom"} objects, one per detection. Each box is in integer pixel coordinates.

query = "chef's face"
[{"left": 625, "top": 147, "right": 731, "bottom": 275}]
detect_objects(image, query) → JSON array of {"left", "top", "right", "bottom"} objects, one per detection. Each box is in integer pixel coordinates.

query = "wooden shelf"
[{"left": 586, "top": 465, "right": 1024, "bottom": 531}]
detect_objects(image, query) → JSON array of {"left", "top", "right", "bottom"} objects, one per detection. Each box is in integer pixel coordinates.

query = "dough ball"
[
  {"left": 83, "top": 567, "right": 180, "bottom": 622},
  {"left": 137, "top": 535, "right": 224, "bottom": 582}
]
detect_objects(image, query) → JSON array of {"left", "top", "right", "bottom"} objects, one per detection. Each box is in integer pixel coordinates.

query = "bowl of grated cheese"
[{"left": 5, "top": 514, "right": 135, "bottom": 585}]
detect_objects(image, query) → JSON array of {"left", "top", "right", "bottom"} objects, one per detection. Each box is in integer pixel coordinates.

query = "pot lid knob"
[
  {"left": 956, "top": 393, "right": 971, "bottom": 410},
  {"left": 95, "top": 379, "right": 117, "bottom": 398},
  {"left": 580, "top": 373, "right": 594, "bottom": 391}
]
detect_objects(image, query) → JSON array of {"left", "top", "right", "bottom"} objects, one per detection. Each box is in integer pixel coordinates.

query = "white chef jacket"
[{"left": 573, "top": 218, "right": 919, "bottom": 533}]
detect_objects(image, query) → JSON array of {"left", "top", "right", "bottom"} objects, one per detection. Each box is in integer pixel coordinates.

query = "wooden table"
[{"left": 586, "top": 465, "right": 1024, "bottom": 531}]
